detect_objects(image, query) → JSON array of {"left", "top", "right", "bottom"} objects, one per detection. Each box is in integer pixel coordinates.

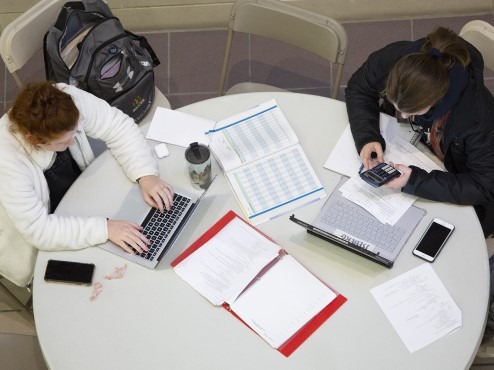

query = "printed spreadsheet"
[{"left": 227, "top": 145, "right": 324, "bottom": 224}]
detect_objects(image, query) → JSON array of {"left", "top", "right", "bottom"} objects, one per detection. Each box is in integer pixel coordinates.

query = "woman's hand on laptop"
[
  {"left": 107, "top": 220, "right": 150, "bottom": 254},
  {"left": 137, "top": 175, "right": 174, "bottom": 213}
]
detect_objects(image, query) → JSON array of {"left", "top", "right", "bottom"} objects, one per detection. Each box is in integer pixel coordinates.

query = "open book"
[
  {"left": 208, "top": 99, "right": 326, "bottom": 225},
  {"left": 172, "top": 211, "right": 346, "bottom": 357}
]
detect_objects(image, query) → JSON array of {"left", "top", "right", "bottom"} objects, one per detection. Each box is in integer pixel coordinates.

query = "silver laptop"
[
  {"left": 290, "top": 177, "right": 425, "bottom": 268},
  {"left": 99, "top": 184, "right": 207, "bottom": 269}
]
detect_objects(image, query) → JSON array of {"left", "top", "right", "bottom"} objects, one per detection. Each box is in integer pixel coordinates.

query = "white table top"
[{"left": 33, "top": 92, "right": 489, "bottom": 370}]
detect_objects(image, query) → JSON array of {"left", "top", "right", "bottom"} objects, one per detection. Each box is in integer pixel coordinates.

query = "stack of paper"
[
  {"left": 324, "top": 115, "right": 444, "bottom": 225},
  {"left": 338, "top": 175, "right": 417, "bottom": 225}
]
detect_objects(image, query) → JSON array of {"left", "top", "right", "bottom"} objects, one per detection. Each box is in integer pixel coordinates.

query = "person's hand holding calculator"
[
  {"left": 383, "top": 162, "right": 412, "bottom": 189},
  {"left": 359, "top": 162, "right": 401, "bottom": 187},
  {"left": 358, "top": 161, "right": 412, "bottom": 189}
]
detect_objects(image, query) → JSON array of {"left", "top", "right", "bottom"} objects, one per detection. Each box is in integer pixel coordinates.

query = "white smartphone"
[{"left": 412, "top": 218, "right": 455, "bottom": 262}]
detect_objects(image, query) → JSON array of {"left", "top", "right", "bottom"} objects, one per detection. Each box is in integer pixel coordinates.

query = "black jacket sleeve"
[
  {"left": 403, "top": 74, "right": 494, "bottom": 205},
  {"left": 345, "top": 41, "right": 413, "bottom": 154}
]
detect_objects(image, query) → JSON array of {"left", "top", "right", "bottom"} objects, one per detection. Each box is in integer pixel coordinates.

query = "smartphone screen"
[
  {"left": 413, "top": 218, "right": 455, "bottom": 262},
  {"left": 44, "top": 260, "right": 95, "bottom": 285}
]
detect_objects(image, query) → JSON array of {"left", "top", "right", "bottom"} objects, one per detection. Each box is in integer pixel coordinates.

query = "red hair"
[{"left": 8, "top": 81, "right": 79, "bottom": 148}]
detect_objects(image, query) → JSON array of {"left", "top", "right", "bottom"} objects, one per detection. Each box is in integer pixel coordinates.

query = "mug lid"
[{"left": 185, "top": 142, "right": 210, "bottom": 164}]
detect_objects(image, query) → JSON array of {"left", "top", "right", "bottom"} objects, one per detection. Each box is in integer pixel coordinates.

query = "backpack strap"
[
  {"left": 42, "top": 32, "right": 54, "bottom": 80},
  {"left": 126, "top": 31, "right": 161, "bottom": 67},
  {"left": 53, "top": 1, "right": 86, "bottom": 31}
]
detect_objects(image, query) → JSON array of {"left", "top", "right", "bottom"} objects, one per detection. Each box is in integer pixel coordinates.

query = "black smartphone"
[
  {"left": 44, "top": 259, "right": 95, "bottom": 285},
  {"left": 412, "top": 218, "right": 455, "bottom": 262}
]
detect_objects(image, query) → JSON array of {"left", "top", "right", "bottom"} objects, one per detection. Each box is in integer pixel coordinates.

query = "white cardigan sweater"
[{"left": 0, "top": 84, "right": 158, "bottom": 286}]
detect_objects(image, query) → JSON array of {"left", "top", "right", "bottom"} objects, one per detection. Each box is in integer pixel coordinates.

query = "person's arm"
[
  {"left": 68, "top": 85, "right": 159, "bottom": 181},
  {"left": 394, "top": 129, "right": 494, "bottom": 205},
  {"left": 66, "top": 85, "right": 174, "bottom": 211},
  {"left": 0, "top": 154, "right": 107, "bottom": 251},
  {"left": 345, "top": 41, "right": 410, "bottom": 165}
]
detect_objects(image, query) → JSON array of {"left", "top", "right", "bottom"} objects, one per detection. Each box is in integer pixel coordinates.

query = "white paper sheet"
[
  {"left": 173, "top": 218, "right": 281, "bottom": 305},
  {"left": 145, "top": 107, "right": 215, "bottom": 147},
  {"left": 339, "top": 175, "right": 417, "bottom": 225},
  {"left": 208, "top": 99, "right": 325, "bottom": 225},
  {"left": 324, "top": 114, "right": 441, "bottom": 178},
  {"left": 173, "top": 215, "right": 339, "bottom": 350},
  {"left": 225, "top": 145, "right": 325, "bottom": 225},
  {"left": 230, "top": 255, "right": 336, "bottom": 349},
  {"left": 370, "top": 263, "right": 462, "bottom": 353},
  {"left": 324, "top": 116, "right": 443, "bottom": 225}
]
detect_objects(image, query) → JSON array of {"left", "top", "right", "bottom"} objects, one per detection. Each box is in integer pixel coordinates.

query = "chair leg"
[
  {"left": 12, "top": 72, "right": 24, "bottom": 89},
  {"left": 332, "top": 64, "right": 344, "bottom": 100},
  {"left": 218, "top": 29, "right": 235, "bottom": 96}
]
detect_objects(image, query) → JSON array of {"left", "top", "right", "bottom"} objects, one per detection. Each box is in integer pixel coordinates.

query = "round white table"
[{"left": 33, "top": 92, "right": 489, "bottom": 370}]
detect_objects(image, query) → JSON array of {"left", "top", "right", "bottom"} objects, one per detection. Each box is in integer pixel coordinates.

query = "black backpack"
[{"left": 43, "top": 0, "right": 160, "bottom": 123}]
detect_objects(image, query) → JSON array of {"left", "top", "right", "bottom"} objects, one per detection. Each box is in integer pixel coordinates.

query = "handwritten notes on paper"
[{"left": 370, "top": 263, "right": 462, "bottom": 353}]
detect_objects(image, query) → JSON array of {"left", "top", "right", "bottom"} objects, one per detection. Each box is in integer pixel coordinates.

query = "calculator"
[{"left": 359, "top": 162, "right": 401, "bottom": 187}]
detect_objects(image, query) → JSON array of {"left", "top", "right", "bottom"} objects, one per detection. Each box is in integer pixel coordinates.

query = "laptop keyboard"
[
  {"left": 136, "top": 193, "right": 192, "bottom": 260},
  {"left": 319, "top": 200, "right": 406, "bottom": 252}
]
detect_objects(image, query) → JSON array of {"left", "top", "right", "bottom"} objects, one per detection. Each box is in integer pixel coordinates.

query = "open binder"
[{"left": 171, "top": 211, "right": 347, "bottom": 357}]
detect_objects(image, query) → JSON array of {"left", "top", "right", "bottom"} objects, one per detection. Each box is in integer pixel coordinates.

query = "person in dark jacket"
[{"left": 345, "top": 26, "right": 494, "bottom": 237}]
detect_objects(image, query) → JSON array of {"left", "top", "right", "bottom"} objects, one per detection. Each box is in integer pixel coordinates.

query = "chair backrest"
[
  {"left": 0, "top": 0, "right": 65, "bottom": 87},
  {"left": 460, "top": 20, "right": 494, "bottom": 72},
  {"left": 217, "top": 0, "right": 347, "bottom": 99},
  {"left": 0, "top": 0, "right": 171, "bottom": 113}
]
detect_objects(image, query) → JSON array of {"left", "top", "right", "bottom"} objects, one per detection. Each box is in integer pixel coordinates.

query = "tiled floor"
[
  {"left": 0, "top": 281, "right": 48, "bottom": 370},
  {"left": 2, "top": 13, "right": 494, "bottom": 369}
]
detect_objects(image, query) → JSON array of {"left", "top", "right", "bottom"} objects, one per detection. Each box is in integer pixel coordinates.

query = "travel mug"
[{"left": 185, "top": 142, "right": 211, "bottom": 188}]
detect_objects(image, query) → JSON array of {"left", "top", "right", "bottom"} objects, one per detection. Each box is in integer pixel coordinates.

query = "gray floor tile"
[
  {"left": 0, "top": 333, "right": 48, "bottom": 370},
  {"left": 144, "top": 32, "right": 170, "bottom": 95},
  {"left": 170, "top": 30, "right": 231, "bottom": 94},
  {"left": 168, "top": 92, "right": 217, "bottom": 109},
  {"left": 341, "top": 20, "right": 411, "bottom": 88},
  {"left": 249, "top": 35, "right": 331, "bottom": 90}
]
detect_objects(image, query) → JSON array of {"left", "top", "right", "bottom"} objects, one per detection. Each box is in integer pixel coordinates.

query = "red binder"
[{"left": 171, "top": 210, "right": 347, "bottom": 357}]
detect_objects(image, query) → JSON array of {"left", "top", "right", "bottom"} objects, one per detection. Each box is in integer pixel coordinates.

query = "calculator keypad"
[{"left": 360, "top": 163, "right": 400, "bottom": 187}]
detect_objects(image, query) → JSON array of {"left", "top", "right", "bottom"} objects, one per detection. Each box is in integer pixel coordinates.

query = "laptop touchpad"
[{"left": 112, "top": 185, "right": 150, "bottom": 224}]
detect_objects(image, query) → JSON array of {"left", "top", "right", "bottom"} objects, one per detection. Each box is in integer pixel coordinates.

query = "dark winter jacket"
[{"left": 345, "top": 38, "right": 494, "bottom": 207}]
